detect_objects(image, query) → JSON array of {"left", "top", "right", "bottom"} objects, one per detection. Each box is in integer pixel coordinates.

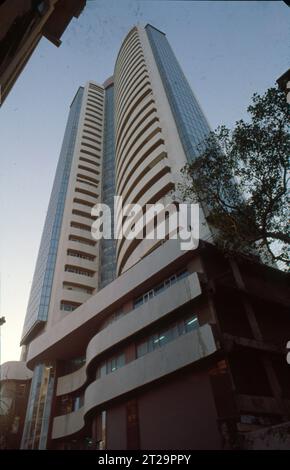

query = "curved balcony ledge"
[
  {"left": 66, "top": 255, "right": 97, "bottom": 272},
  {"left": 85, "top": 324, "right": 217, "bottom": 413},
  {"left": 76, "top": 169, "right": 99, "bottom": 184},
  {"left": 52, "top": 406, "right": 84, "bottom": 440},
  {"left": 116, "top": 120, "right": 161, "bottom": 178},
  {"left": 72, "top": 203, "right": 96, "bottom": 216},
  {"left": 61, "top": 289, "right": 91, "bottom": 306},
  {"left": 63, "top": 272, "right": 97, "bottom": 290},
  {"left": 117, "top": 145, "right": 166, "bottom": 197},
  {"left": 52, "top": 324, "right": 217, "bottom": 439},
  {"left": 76, "top": 160, "right": 100, "bottom": 175},
  {"left": 121, "top": 159, "right": 170, "bottom": 208},
  {"left": 68, "top": 226, "right": 96, "bottom": 244},
  {"left": 26, "top": 239, "right": 193, "bottom": 367},
  {"left": 56, "top": 272, "right": 201, "bottom": 396},
  {"left": 115, "top": 94, "right": 154, "bottom": 148},
  {"left": 66, "top": 241, "right": 97, "bottom": 258},
  {"left": 75, "top": 180, "right": 100, "bottom": 197},
  {"left": 56, "top": 364, "right": 87, "bottom": 396},
  {"left": 86, "top": 272, "right": 202, "bottom": 372}
]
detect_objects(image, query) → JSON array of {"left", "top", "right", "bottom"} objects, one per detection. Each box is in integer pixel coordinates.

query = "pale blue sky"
[{"left": 0, "top": 1, "right": 289, "bottom": 364}]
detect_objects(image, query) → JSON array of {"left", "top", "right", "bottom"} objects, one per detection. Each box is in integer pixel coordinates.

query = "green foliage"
[{"left": 179, "top": 86, "right": 289, "bottom": 266}]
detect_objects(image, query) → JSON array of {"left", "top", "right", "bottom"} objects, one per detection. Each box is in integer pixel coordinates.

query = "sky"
[{"left": 0, "top": 0, "right": 289, "bottom": 365}]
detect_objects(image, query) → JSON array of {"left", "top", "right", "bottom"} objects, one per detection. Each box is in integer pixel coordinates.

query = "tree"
[{"left": 179, "top": 86, "right": 289, "bottom": 266}]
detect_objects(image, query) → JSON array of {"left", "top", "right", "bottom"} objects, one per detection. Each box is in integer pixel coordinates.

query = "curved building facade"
[
  {"left": 114, "top": 26, "right": 173, "bottom": 275},
  {"left": 114, "top": 25, "right": 213, "bottom": 275}
]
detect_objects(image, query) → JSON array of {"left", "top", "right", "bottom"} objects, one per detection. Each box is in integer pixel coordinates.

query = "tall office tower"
[
  {"left": 18, "top": 25, "right": 290, "bottom": 450},
  {"left": 114, "top": 25, "right": 212, "bottom": 275},
  {"left": 20, "top": 80, "right": 111, "bottom": 449}
]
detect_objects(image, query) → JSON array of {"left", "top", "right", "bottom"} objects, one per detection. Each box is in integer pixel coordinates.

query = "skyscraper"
[{"left": 16, "top": 25, "right": 290, "bottom": 450}]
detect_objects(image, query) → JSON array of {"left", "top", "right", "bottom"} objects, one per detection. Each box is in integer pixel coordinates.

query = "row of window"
[
  {"left": 82, "top": 137, "right": 102, "bottom": 150},
  {"left": 60, "top": 302, "right": 81, "bottom": 312},
  {"left": 58, "top": 393, "right": 84, "bottom": 415},
  {"left": 96, "top": 353, "right": 126, "bottom": 380},
  {"left": 79, "top": 156, "right": 100, "bottom": 168},
  {"left": 87, "top": 93, "right": 103, "bottom": 105},
  {"left": 69, "top": 235, "right": 96, "bottom": 247},
  {"left": 88, "top": 87, "right": 103, "bottom": 96},
  {"left": 100, "top": 309, "right": 124, "bottom": 331},
  {"left": 70, "top": 221, "right": 91, "bottom": 232},
  {"left": 137, "top": 314, "right": 198, "bottom": 357},
  {"left": 76, "top": 172, "right": 99, "bottom": 185},
  {"left": 85, "top": 113, "right": 102, "bottom": 127},
  {"left": 82, "top": 125, "right": 102, "bottom": 140},
  {"left": 87, "top": 99, "right": 103, "bottom": 112},
  {"left": 99, "top": 85, "right": 116, "bottom": 290},
  {"left": 81, "top": 140, "right": 102, "bottom": 153},
  {"left": 86, "top": 106, "right": 103, "bottom": 121},
  {"left": 67, "top": 249, "right": 94, "bottom": 261},
  {"left": 65, "top": 265, "right": 94, "bottom": 277},
  {"left": 63, "top": 356, "right": 86, "bottom": 375},
  {"left": 95, "top": 269, "right": 191, "bottom": 331},
  {"left": 80, "top": 147, "right": 101, "bottom": 160},
  {"left": 78, "top": 164, "right": 99, "bottom": 176},
  {"left": 75, "top": 188, "right": 98, "bottom": 201},
  {"left": 63, "top": 284, "right": 92, "bottom": 294},
  {"left": 76, "top": 177, "right": 98, "bottom": 189},
  {"left": 133, "top": 270, "right": 189, "bottom": 309},
  {"left": 94, "top": 312, "right": 199, "bottom": 382},
  {"left": 145, "top": 25, "right": 211, "bottom": 163},
  {"left": 86, "top": 99, "right": 103, "bottom": 110},
  {"left": 72, "top": 209, "right": 95, "bottom": 221},
  {"left": 73, "top": 197, "right": 95, "bottom": 208}
]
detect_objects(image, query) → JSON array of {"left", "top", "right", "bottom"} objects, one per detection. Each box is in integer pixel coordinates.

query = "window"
[
  {"left": 63, "top": 283, "right": 92, "bottom": 294},
  {"left": 185, "top": 316, "right": 199, "bottom": 332},
  {"left": 70, "top": 221, "right": 92, "bottom": 232},
  {"left": 136, "top": 341, "right": 148, "bottom": 358},
  {"left": 60, "top": 302, "right": 81, "bottom": 312},
  {"left": 65, "top": 265, "right": 94, "bottom": 277},
  {"left": 63, "top": 357, "right": 86, "bottom": 374},
  {"left": 106, "top": 353, "right": 125, "bottom": 374},
  {"left": 133, "top": 270, "right": 189, "bottom": 308},
  {"left": 145, "top": 25, "right": 211, "bottom": 164},
  {"left": 95, "top": 352, "right": 126, "bottom": 380},
  {"left": 100, "top": 309, "right": 124, "bottom": 330},
  {"left": 154, "top": 282, "right": 165, "bottom": 295},
  {"left": 159, "top": 327, "right": 174, "bottom": 346},
  {"left": 67, "top": 249, "right": 95, "bottom": 261},
  {"left": 36, "top": 1, "right": 48, "bottom": 15},
  {"left": 69, "top": 235, "right": 96, "bottom": 247},
  {"left": 177, "top": 270, "right": 188, "bottom": 280},
  {"left": 136, "top": 313, "right": 199, "bottom": 358},
  {"left": 73, "top": 395, "right": 84, "bottom": 411},
  {"left": 133, "top": 297, "right": 143, "bottom": 309}
]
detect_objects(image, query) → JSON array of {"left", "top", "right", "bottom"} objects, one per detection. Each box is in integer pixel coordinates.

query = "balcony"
[{"left": 52, "top": 323, "right": 217, "bottom": 439}]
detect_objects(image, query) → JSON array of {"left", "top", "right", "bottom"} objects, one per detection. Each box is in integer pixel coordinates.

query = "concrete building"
[
  {"left": 0, "top": 0, "right": 86, "bottom": 106},
  {"left": 0, "top": 361, "right": 32, "bottom": 449},
  {"left": 8, "top": 25, "right": 290, "bottom": 450}
]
